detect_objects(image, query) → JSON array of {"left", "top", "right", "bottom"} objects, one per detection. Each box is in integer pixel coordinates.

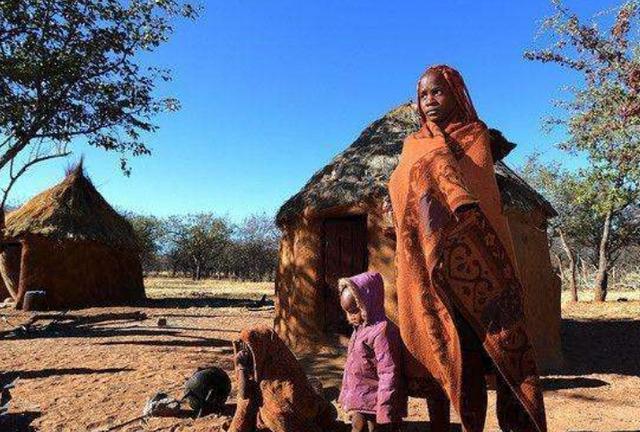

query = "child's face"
[{"left": 340, "top": 286, "right": 364, "bottom": 326}]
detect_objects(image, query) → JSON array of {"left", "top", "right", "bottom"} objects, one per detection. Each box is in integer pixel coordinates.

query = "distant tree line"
[{"left": 125, "top": 212, "right": 279, "bottom": 282}]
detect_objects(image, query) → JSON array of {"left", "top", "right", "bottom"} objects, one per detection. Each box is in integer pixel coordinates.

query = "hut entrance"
[
  {"left": 322, "top": 216, "right": 368, "bottom": 335},
  {"left": 0, "top": 242, "right": 22, "bottom": 300}
]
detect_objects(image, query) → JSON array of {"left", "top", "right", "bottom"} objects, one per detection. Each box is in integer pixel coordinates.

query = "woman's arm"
[{"left": 229, "top": 349, "right": 259, "bottom": 432}]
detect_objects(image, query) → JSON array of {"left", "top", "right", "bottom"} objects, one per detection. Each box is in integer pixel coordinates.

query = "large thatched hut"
[
  {"left": 274, "top": 103, "right": 562, "bottom": 371},
  {"left": 0, "top": 165, "right": 145, "bottom": 309}
]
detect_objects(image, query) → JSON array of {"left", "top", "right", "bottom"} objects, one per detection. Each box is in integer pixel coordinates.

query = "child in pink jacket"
[{"left": 338, "top": 272, "right": 407, "bottom": 432}]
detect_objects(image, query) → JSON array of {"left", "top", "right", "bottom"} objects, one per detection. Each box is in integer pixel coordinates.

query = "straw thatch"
[
  {"left": 276, "top": 103, "right": 556, "bottom": 226},
  {"left": 4, "top": 163, "right": 138, "bottom": 249}
]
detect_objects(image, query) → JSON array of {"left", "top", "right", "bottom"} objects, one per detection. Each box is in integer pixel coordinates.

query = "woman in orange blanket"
[
  {"left": 228, "top": 325, "right": 343, "bottom": 432},
  {"left": 388, "top": 65, "right": 547, "bottom": 432}
]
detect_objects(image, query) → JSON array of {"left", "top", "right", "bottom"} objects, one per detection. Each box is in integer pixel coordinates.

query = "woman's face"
[{"left": 418, "top": 70, "right": 458, "bottom": 126}]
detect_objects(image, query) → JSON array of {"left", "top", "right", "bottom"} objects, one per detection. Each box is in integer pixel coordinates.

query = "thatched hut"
[
  {"left": 274, "top": 103, "right": 562, "bottom": 371},
  {"left": 0, "top": 165, "right": 145, "bottom": 309}
]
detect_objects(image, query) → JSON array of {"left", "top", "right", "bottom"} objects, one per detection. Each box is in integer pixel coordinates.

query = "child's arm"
[{"left": 373, "top": 323, "right": 405, "bottom": 426}]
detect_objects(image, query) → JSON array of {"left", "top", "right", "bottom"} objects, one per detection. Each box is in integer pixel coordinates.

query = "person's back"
[{"left": 338, "top": 272, "right": 407, "bottom": 432}]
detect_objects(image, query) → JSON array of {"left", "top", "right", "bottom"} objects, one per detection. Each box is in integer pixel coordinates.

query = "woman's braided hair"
[{"left": 416, "top": 64, "right": 478, "bottom": 125}]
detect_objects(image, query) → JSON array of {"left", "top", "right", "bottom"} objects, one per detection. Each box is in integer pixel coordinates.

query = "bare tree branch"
[{"left": 1, "top": 149, "right": 71, "bottom": 209}]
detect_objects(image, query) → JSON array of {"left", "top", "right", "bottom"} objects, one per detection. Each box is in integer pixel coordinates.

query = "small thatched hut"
[
  {"left": 0, "top": 164, "right": 145, "bottom": 309},
  {"left": 274, "top": 103, "right": 562, "bottom": 371}
]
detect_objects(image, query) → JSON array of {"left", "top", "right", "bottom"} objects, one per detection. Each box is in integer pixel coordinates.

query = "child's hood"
[{"left": 348, "top": 272, "right": 386, "bottom": 324}]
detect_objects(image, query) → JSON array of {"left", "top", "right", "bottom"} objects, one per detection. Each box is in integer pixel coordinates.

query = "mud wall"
[
  {"left": 506, "top": 210, "right": 563, "bottom": 371},
  {"left": 274, "top": 218, "right": 324, "bottom": 350},
  {"left": 16, "top": 234, "right": 145, "bottom": 309}
]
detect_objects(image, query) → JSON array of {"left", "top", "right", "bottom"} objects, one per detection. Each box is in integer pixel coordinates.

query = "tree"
[
  {"left": 525, "top": 0, "right": 640, "bottom": 301},
  {"left": 232, "top": 213, "right": 279, "bottom": 281},
  {"left": 521, "top": 154, "right": 640, "bottom": 299},
  {"left": 166, "top": 214, "right": 232, "bottom": 281},
  {"left": 0, "top": 0, "right": 198, "bottom": 225},
  {"left": 520, "top": 155, "right": 580, "bottom": 301},
  {"left": 126, "top": 213, "right": 166, "bottom": 275}
]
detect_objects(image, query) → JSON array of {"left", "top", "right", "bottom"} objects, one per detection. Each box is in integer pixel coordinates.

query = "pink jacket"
[{"left": 338, "top": 272, "right": 407, "bottom": 424}]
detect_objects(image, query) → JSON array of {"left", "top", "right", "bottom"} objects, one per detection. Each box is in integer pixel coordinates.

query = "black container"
[{"left": 22, "top": 290, "right": 47, "bottom": 311}]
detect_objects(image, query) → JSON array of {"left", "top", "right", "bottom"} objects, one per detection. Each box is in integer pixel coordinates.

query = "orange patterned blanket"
[{"left": 389, "top": 118, "right": 547, "bottom": 432}]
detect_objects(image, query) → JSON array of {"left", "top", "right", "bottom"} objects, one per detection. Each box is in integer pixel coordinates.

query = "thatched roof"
[
  {"left": 277, "top": 103, "right": 556, "bottom": 226},
  {"left": 4, "top": 164, "right": 138, "bottom": 249}
]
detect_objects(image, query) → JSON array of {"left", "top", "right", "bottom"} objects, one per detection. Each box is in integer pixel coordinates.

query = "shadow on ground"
[
  {"left": 298, "top": 316, "right": 640, "bottom": 399},
  {"left": 299, "top": 351, "right": 345, "bottom": 391},
  {"left": 0, "top": 411, "right": 41, "bottom": 432},
  {"left": 0, "top": 300, "right": 268, "bottom": 342},
  {"left": 0, "top": 311, "right": 181, "bottom": 341},
  {"left": 561, "top": 318, "right": 640, "bottom": 377},
  {"left": 541, "top": 377, "right": 608, "bottom": 390},
  {"left": 142, "top": 297, "right": 273, "bottom": 309},
  {"left": 99, "top": 337, "right": 233, "bottom": 353},
  {"left": 1, "top": 367, "right": 133, "bottom": 382},
  {"left": 403, "top": 421, "right": 462, "bottom": 431}
]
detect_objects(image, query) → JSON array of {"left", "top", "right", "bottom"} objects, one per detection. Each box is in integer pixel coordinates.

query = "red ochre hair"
[{"left": 417, "top": 64, "right": 478, "bottom": 124}]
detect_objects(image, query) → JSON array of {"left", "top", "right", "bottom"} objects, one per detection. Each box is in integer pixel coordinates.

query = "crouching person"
[
  {"left": 338, "top": 272, "right": 407, "bottom": 432},
  {"left": 229, "top": 325, "right": 344, "bottom": 432}
]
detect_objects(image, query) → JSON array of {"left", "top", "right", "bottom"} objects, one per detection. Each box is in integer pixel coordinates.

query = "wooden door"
[{"left": 323, "top": 216, "right": 368, "bottom": 335}]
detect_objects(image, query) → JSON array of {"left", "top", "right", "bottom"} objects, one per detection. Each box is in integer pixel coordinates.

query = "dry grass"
[
  {"left": 144, "top": 276, "right": 274, "bottom": 300},
  {"left": 561, "top": 289, "right": 640, "bottom": 321}
]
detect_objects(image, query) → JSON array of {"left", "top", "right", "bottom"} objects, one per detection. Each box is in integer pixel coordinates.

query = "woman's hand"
[
  {"left": 423, "top": 120, "right": 445, "bottom": 140},
  {"left": 235, "top": 349, "right": 252, "bottom": 371},
  {"left": 234, "top": 348, "right": 254, "bottom": 400}
]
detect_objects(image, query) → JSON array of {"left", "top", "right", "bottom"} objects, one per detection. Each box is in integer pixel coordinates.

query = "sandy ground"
[{"left": 1, "top": 281, "right": 639, "bottom": 432}]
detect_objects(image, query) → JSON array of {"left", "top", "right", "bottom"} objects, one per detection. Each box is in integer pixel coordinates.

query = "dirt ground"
[{"left": 1, "top": 280, "right": 639, "bottom": 432}]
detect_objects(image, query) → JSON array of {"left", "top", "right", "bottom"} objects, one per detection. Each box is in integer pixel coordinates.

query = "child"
[{"left": 338, "top": 272, "right": 406, "bottom": 432}]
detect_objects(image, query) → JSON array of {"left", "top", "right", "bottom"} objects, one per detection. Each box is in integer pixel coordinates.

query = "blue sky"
[{"left": 13, "top": 1, "right": 614, "bottom": 220}]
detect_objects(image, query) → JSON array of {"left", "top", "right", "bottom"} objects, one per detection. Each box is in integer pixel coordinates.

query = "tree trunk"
[
  {"left": 558, "top": 228, "right": 578, "bottom": 302},
  {"left": 593, "top": 210, "right": 612, "bottom": 302},
  {"left": 611, "top": 266, "right": 616, "bottom": 287},
  {"left": 195, "top": 262, "right": 201, "bottom": 281},
  {"left": 554, "top": 253, "right": 566, "bottom": 287},
  {"left": 578, "top": 255, "right": 588, "bottom": 287}
]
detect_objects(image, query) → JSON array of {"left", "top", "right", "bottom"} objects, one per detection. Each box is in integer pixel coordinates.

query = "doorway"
[{"left": 322, "top": 215, "right": 368, "bottom": 335}]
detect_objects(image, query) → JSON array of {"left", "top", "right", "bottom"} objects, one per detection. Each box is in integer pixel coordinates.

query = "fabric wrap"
[
  {"left": 388, "top": 120, "right": 547, "bottom": 432},
  {"left": 229, "top": 325, "right": 341, "bottom": 432}
]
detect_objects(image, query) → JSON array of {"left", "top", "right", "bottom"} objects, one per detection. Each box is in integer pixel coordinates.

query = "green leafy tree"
[
  {"left": 126, "top": 213, "right": 166, "bottom": 274},
  {"left": 525, "top": 0, "right": 640, "bottom": 301},
  {"left": 0, "top": 0, "right": 198, "bottom": 223},
  {"left": 166, "top": 213, "right": 232, "bottom": 281},
  {"left": 233, "top": 213, "right": 279, "bottom": 281},
  {"left": 520, "top": 155, "right": 580, "bottom": 301},
  {"left": 518, "top": 154, "right": 636, "bottom": 301}
]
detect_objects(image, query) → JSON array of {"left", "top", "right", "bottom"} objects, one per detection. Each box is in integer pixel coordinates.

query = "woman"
[
  {"left": 388, "top": 65, "right": 547, "bottom": 432},
  {"left": 228, "top": 325, "right": 343, "bottom": 432}
]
